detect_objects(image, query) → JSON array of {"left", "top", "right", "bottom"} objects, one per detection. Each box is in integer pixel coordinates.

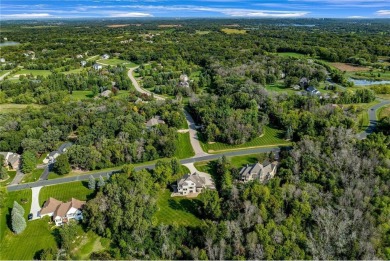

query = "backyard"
[
  {"left": 200, "top": 125, "right": 290, "bottom": 153},
  {"left": 154, "top": 189, "right": 201, "bottom": 227}
]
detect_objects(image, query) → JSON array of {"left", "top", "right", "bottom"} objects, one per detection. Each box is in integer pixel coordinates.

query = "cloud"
[
  {"left": 347, "top": 16, "right": 367, "bottom": 18},
  {"left": 376, "top": 10, "right": 390, "bottom": 15},
  {"left": 1, "top": 13, "right": 53, "bottom": 19},
  {"left": 220, "top": 10, "right": 308, "bottom": 17},
  {"left": 109, "top": 12, "right": 153, "bottom": 17}
]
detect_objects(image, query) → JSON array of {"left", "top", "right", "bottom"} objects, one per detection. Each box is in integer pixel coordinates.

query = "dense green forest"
[{"left": 0, "top": 19, "right": 389, "bottom": 260}]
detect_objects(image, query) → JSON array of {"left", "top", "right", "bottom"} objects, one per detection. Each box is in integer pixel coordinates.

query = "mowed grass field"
[
  {"left": 21, "top": 168, "right": 43, "bottom": 183},
  {"left": 69, "top": 90, "right": 94, "bottom": 100},
  {"left": 39, "top": 181, "right": 94, "bottom": 206},
  {"left": 97, "top": 58, "right": 137, "bottom": 68},
  {"left": 154, "top": 190, "right": 201, "bottom": 227},
  {"left": 201, "top": 125, "right": 290, "bottom": 153},
  {"left": 0, "top": 103, "right": 43, "bottom": 114},
  {"left": 175, "top": 132, "right": 195, "bottom": 159},
  {"left": 0, "top": 171, "right": 16, "bottom": 187},
  {"left": 10, "top": 69, "right": 51, "bottom": 78}
]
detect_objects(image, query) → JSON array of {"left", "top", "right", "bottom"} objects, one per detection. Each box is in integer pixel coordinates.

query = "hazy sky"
[{"left": 1, "top": 0, "right": 390, "bottom": 19}]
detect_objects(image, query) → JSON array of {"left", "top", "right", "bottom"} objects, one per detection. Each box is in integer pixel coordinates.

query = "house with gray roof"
[
  {"left": 0, "top": 152, "right": 20, "bottom": 170},
  {"left": 239, "top": 160, "right": 278, "bottom": 183},
  {"left": 176, "top": 173, "right": 206, "bottom": 196},
  {"left": 145, "top": 116, "right": 165, "bottom": 128}
]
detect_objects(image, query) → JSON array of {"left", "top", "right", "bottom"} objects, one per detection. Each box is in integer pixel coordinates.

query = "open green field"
[
  {"left": 10, "top": 69, "right": 51, "bottom": 78},
  {"left": 201, "top": 125, "right": 290, "bottom": 153},
  {"left": 69, "top": 90, "right": 94, "bottom": 100},
  {"left": 21, "top": 168, "right": 43, "bottom": 183},
  {"left": 175, "top": 132, "right": 195, "bottom": 159},
  {"left": 39, "top": 181, "right": 94, "bottom": 206},
  {"left": 265, "top": 82, "right": 297, "bottom": 94},
  {"left": 0, "top": 171, "right": 16, "bottom": 187},
  {"left": 221, "top": 28, "right": 247, "bottom": 34},
  {"left": 195, "top": 30, "right": 210, "bottom": 35},
  {"left": 62, "top": 68, "right": 84, "bottom": 75},
  {"left": 0, "top": 70, "right": 10, "bottom": 77},
  {"left": 97, "top": 58, "right": 137, "bottom": 68},
  {"left": 275, "top": 52, "right": 311, "bottom": 59},
  {"left": 0, "top": 103, "right": 43, "bottom": 114},
  {"left": 0, "top": 189, "right": 31, "bottom": 240},
  {"left": 378, "top": 105, "right": 390, "bottom": 119},
  {"left": 154, "top": 190, "right": 201, "bottom": 227},
  {"left": 347, "top": 71, "right": 390, "bottom": 81}
]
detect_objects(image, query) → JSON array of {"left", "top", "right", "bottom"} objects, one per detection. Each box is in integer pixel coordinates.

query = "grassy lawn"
[
  {"left": 175, "top": 133, "right": 195, "bottom": 159},
  {"left": 0, "top": 171, "right": 16, "bottom": 187},
  {"left": 0, "top": 217, "right": 57, "bottom": 260},
  {"left": 195, "top": 30, "right": 210, "bottom": 35},
  {"left": 221, "top": 28, "right": 247, "bottom": 34},
  {"left": 21, "top": 168, "right": 43, "bottom": 183},
  {"left": 154, "top": 190, "right": 201, "bottom": 227},
  {"left": 0, "top": 70, "right": 10, "bottom": 77},
  {"left": 275, "top": 52, "right": 311, "bottom": 59},
  {"left": 10, "top": 69, "right": 51, "bottom": 78},
  {"left": 62, "top": 68, "right": 84, "bottom": 75},
  {"left": 39, "top": 181, "right": 95, "bottom": 206},
  {"left": 0, "top": 103, "right": 43, "bottom": 114},
  {"left": 0, "top": 189, "right": 32, "bottom": 240},
  {"left": 378, "top": 104, "right": 390, "bottom": 120},
  {"left": 265, "top": 82, "right": 297, "bottom": 94},
  {"left": 201, "top": 125, "right": 290, "bottom": 153},
  {"left": 97, "top": 58, "right": 137, "bottom": 68},
  {"left": 69, "top": 90, "right": 94, "bottom": 100}
]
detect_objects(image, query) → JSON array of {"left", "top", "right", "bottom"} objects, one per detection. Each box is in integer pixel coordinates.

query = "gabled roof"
[
  {"left": 40, "top": 197, "right": 86, "bottom": 217},
  {"left": 145, "top": 116, "right": 165, "bottom": 127},
  {"left": 40, "top": 197, "right": 62, "bottom": 215},
  {"left": 178, "top": 173, "right": 206, "bottom": 188}
]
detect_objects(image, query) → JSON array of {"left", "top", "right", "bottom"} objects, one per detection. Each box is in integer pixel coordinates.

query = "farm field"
[
  {"left": 154, "top": 190, "right": 201, "bottom": 227},
  {"left": 200, "top": 125, "right": 290, "bottom": 153},
  {"left": 221, "top": 28, "right": 247, "bottom": 34},
  {"left": 175, "top": 132, "right": 195, "bottom": 159},
  {"left": 39, "top": 181, "right": 95, "bottom": 205}
]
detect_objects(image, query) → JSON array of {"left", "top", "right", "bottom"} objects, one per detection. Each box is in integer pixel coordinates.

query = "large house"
[
  {"left": 101, "top": 54, "right": 110, "bottom": 59},
  {"left": 93, "top": 64, "right": 103, "bottom": 70},
  {"left": 306, "top": 86, "right": 321, "bottom": 96},
  {"left": 145, "top": 116, "right": 165, "bottom": 128},
  {"left": 0, "top": 152, "right": 20, "bottom": 170},
  {"left": 40, "top": 197, "right": 86, "bottom": 226},
  {"left": 176, "top": 173, "right": 206, "bottom": 196},
  {"left": 239, "top": 160, "right": 278, "bottom": 183}
]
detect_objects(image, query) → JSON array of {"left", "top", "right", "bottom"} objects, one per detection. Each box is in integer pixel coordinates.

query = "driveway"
[
  {"left": 30, "top": 186, "right": 42, "bottom": 220},
  {"left": 183, "top": 110, "right": 209, "bottom": 157},
  {"left": 128, "top": 67, "right": 165, "bottom": 100},
  {"left": 9, "top": 169, "right": 24, "bottom": 185},
  {"left": 183, "top": 163, "right": 215, "bottom": 189},
  {"left": 357, "top": 99, "right": 390, "bottom": 139}
]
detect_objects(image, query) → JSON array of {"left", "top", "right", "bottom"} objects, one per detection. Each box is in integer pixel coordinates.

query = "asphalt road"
[
  {"left": 7, "top": 146, "right": 282, "bottom": 192},
  {"left": 357, "top": 99, "right": 390, "bottom": 139}
]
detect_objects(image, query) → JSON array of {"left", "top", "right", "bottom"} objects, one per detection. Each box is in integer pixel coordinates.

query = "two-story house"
[
  {"left": 239, "top": 160, "right": 278, "bottom": 183},
  {"left": 39, "top": 197, "right": 86, "bottom": 226},
  {"left": 176, "top": 173, "right": 206, "bottom": 196}
]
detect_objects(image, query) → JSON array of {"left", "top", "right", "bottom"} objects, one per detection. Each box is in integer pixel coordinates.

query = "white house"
[
  {"left": 176, "top": 173, "right": 206, "bottom": 196},
  {"left": 101, "top": 54, "right": 110, "bottom": 59},
  {"left": 0, "top": 58, "right": 5, "bottom": 63},
  {"left": 43, "top": 142, "right": 72, "bottom": 164},
  {"left": 93, "top": 64, "right": 103, "bottom": 70},
  {"left": 76, "top": 54, "right": 83, "bottom": 59},
  {"left": 239, "top": 161, "right": 278, "bottom": 183},
  {"left": 80, "top": 60, "right": 87, "bottom": 67},
  {"left": 39, "top": 197, "right": 86, "bottom": 226}
]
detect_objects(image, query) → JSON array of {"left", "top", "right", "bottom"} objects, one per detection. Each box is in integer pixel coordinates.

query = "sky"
[{"left": 1, "top": 0, "right": 390, "bottom": 19}]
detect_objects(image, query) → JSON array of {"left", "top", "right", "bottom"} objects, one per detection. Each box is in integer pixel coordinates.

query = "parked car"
[{"left": 28, "top": 213, "right": 33, "bottom": 220}]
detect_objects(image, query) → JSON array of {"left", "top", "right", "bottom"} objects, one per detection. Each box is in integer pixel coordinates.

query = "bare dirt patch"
[
  {"left": 107, "top": 24, "right": 130, "bottom": 28},
  {"left": 330, "top": 63, "right": 369, "bottom": 72}
]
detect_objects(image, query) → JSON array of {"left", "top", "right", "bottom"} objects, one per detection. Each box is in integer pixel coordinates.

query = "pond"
[
  {"left": 349, "top": 78, "right": 390, "bottom": 86},
  {"left": 0, "top": 41, "right": 20, "bottom": 47}
]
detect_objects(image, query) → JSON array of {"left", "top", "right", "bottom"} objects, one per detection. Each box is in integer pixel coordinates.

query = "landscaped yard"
[
  {"left": 200, "top": 125, "right": 290, "bottom": 153},
  {"left": 21, "top": 168, "right": 43, "bottom": 183},
  {"left": 175, "top": 133, "right": 195, "bottom": 159},
  {"left": 265, "top": 82, "right": 297, "bottom": 94},
  {"left": 0, "top": 189, "right": 31, "bottom": 240},
  {"left": 39, "top": 181, "right": 95, "bottom": 206},
  {"left": 97, "top": 58, "right": 137, "bottom": 68},
  {"left": 69, "top": 90, "right": 94, "bottom": 100},
  {"left": 154, "top": 190, "right": 201, "bottom": 227},
  {"left": 0, "top": 171, "right": 16, "bottom": 187}
]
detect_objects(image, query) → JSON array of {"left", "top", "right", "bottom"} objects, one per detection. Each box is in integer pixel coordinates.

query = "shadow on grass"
[
  {"left": 168, "top": 198, "right": 200, "bottom": 217},
  {"left": 81, "top": 181, "right": 97, "bottom": 201}
]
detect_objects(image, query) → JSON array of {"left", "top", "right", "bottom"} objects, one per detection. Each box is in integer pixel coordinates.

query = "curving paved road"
[
  {"left": 357, "top": 99, "right": 390, "bottom": 139},
  {"left": 128, "top": 67, "right": 207, "bottom": 157},
  {"left": 7, "top": 146, "right": 282, "bottom": 192}
]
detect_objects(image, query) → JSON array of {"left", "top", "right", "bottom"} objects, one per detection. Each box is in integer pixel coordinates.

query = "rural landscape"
[{"left": 0, "top": 16, "right": 390, "bottom": 260}]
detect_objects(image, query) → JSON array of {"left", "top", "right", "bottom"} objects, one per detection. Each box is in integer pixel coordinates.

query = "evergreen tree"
[
  {"left": 97, "top": 175, "right": 105, "bottom": 188},
  {"left": 88, "top": 175, "right": 96, "bottom": 190},
  {"left": 11, "top": 201, "right": 26, "bottom": 234}
]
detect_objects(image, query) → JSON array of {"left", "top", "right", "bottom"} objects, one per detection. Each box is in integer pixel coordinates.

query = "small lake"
[
  {"left": 349, "top": 78, "right": 390, "bottom": 86},
  {"left": 0, "top": 41, "right": 20, "bottom": 47}
]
